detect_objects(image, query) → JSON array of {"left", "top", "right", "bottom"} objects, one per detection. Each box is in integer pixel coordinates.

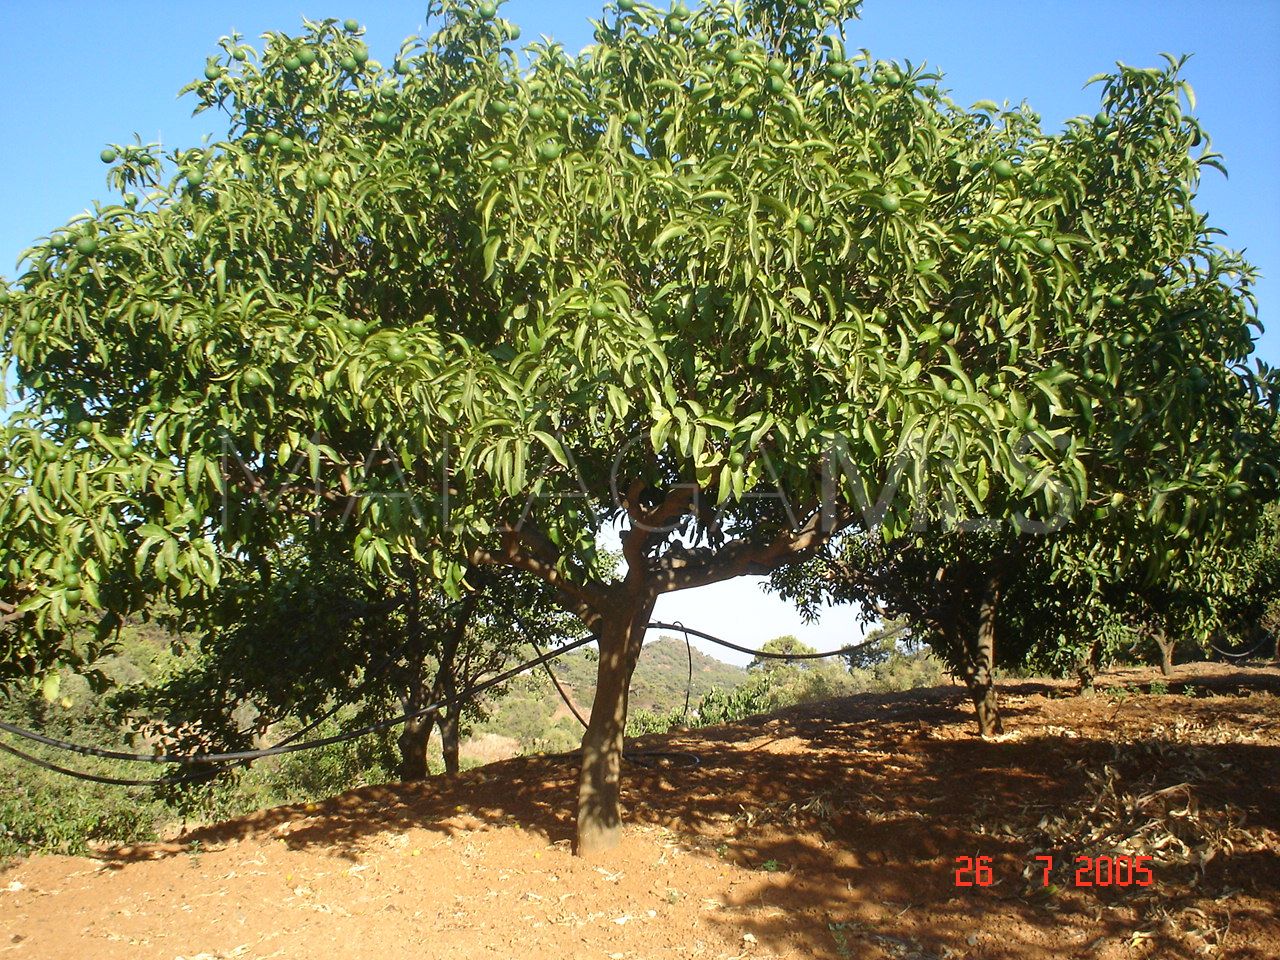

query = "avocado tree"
[{"left": 1, "top": 0, "right": 1276, "bottom": 854}]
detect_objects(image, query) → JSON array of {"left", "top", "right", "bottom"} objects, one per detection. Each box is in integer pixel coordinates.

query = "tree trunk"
[
  {"left": 439, "top": 709, "right": 460, "bottom": 775},
  {"left": 397, "top": 713, "right": 434, "bottom": 781},
  {"left": 397, "top": 560, "right": 432, "bottom": 781},
  {"left": 576, "top": 594, "right": 654, "bottom": 857},
  {"left": 1076, "top": 639, "right": 1101, "bottom": 695},
  {"left": 1154, "top": 628, "right": 1174, "bottom": 676},
  {"left": 433, "top": 591, "right": 475, "bottom": 779},
  {"left": 965, "top": 571, "right": 1003, "bottom": 736}
]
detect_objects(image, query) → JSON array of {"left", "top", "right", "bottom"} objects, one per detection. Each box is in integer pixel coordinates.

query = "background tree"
[
  {"left": 741, "top": 634, "right": 857, "bottom": 706},
  {"left": 773, "top": 473, "right": 1275, "bottom": 733},
  {"left": 116, "top": 534, "right": 583, "bottom": 782},
  {"left": 1208, "top": 502, "right": 1280, "bottom": 662},
  {"left": 1, "top": 0, "right": 1275, "bottom": 853},
  {"left": 747, "top": 635, "right": 814, "bottom": 672},
  {"left": 772, "top": 527, "right": 1028, "bottom": 733}
]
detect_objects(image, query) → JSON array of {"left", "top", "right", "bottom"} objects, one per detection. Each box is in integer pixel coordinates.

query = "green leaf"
[
  {"left": 533, "top": 430, "right": 569, "bottom": 468},
  {"left": 483, "top": 235, "right": 502, "bottom": 279},
  {"left": 654, "top": 224, "right": 688, "bottom": 250}
]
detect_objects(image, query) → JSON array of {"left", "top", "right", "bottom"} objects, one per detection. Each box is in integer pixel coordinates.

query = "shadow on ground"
[{"left": 93, "top": 663, "right": 1280, "bottom": 959}]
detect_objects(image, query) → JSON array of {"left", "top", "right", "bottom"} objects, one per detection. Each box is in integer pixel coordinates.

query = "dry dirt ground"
[{"left": 2, "top": 663, "right": 1277, "bottom": 960}]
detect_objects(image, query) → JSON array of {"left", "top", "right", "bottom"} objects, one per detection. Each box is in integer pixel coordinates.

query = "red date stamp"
[{"left": 954, "top": 854, "right": 1154, "bottom": 888}]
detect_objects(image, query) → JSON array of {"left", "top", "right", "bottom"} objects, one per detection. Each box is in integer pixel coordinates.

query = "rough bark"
[
  {"left": 433, "top": 593, "right": 476, "bottom": 778},
  {"left": 396, "top": 560, "right": 432, "bottom": 781},
  {"left": 1076, "top": 639, "right": 1101, "bottom": 695},
  {"left": 964, "top": 570, "right": 1004, "bottom": 736},
  {"left": 575, "top": 593, "right": 654, "bottom": 857},
  {"left": 439, "top": 709, "right": 461, "bottom": 775},
  {"left": 397, "top": 712, "right": 434, "bottom": 781},
  {"left": 1153, "top": 628, "right": 1175, "bottom": 676}
]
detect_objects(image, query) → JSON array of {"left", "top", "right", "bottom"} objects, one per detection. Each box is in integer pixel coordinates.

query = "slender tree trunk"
[
  {"left": 1153, "top": 628, "right": 1174, "bottom": 676},
  {"left": 397, "top": 561, "right": 432, "bottom": 781},
  {"left": 1076, "top": 639, "right": 1101, "bottom": 695},
  {"left": 439, "top": 708, "right": 461, "bottom": 775},
  {"left": 576, "top": 592, "right": 654, "bottom": 857},
  {"left": 964, "top": 571, "right": 1003, "bottom": 736},
  {"left": 432, "top": 592, "right": 477, "bottom": 778}
]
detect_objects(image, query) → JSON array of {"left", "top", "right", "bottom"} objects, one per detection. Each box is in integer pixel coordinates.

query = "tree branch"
[
  {"left": 618, "top": 481, "right": 700, "bottom": 586},
  {"left": 653, "top": 507, "right": 837, "bottom": 593},
  {"left": 469, "top": 524, "right": 606, "bottom": 630}
]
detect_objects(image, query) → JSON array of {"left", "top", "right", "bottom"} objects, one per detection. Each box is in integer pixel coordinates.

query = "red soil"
[{"left": 3, "top": 662, "right": 1277, "bottom": 960}]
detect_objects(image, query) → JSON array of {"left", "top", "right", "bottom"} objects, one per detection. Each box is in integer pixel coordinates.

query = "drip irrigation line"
[
  {"left": 0, "top": 646, "right": 428, "bottom": 788},
  {"left": 673, "top": 621, "right": 693, "bottom": 722},
  {"left": 1, "top": 618, "right": 874, "bottom": 785},
  {"left": 647, "top": 620, "right": 891, "bottom": 662},
  {"left": 516, "top": 611, "right": 589, "bottom": 730},
  {"left": 0, "top": 655, "right": 415, "bottom": 789},
  {"left": 0, "top": 634, "right": 597, "bottom": 766},
  {"left": 0, "top": 739, "right": 222, "bottom": 788},
  {"left": 1208, "top": 635, "right": 1274, "bottom": 660},
  {"left": 524, "top": 619, "right": 702, "bottom": 768},
  {"left": 0, "top": 637, "right": 416, "bottom": 789}
]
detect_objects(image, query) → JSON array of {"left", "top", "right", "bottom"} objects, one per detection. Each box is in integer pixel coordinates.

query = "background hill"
[
  {"left": 550, "top": 635, "right": 747, "bottom": 714},
  {"left": 470, "top": 637, "right": 746, "bottom": 757}
]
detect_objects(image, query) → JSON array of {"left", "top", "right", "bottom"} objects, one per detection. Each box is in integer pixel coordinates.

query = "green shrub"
[
  {"left": 0, "top": 762, "right": 167, "bottom": 861},
  {"left": 694, "top": 672, "right": 778, "bottom": 726},
  {"left": 626, "top": 707, "right": 678, "bottom": 737},
  {"left": 0, "top": 690, "right": 171, "bottom": 860}
]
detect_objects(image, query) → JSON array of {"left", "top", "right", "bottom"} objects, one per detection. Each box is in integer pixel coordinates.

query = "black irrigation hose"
[
  {"left": 0, "top": 634, "right": 597, "bottom": 767},
  {"left": 0, "top": 640, "right": 414, "bottom": 789},
  {"left": 1208, "top": 635, "right": 1275, "bottom": 660},
  {"left": 518, "top": 635, "right": 697, "bottom": 770},
  {"left": 647, "top": 620, "right": 892, "bottom": 662},
  {"left": 0, "top": 738, "right": 222, "bottom": 788},
  {"left": 0, "top": 678, "right": 388, "bottom": 789},
  {"left": 526, "top": 620, "right": 708, "bottom": 769},
  {"left": 673, "top": 621, "right": 693, "bottom": 722},
  {"left": 519, "top": 616, "right": 590, "bottom": 730},
  {"left": 1, "top": 619, "right": 867, "bottom": 784}
]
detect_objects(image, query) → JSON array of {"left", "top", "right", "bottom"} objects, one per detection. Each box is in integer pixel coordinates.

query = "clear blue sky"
[{"left": 1, "top": 1, "right": 1277, "bottom": 660}]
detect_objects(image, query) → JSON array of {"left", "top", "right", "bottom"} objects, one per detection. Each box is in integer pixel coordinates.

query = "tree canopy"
[{"left": 2, "top": 0, "right": 1276, "bottom": 852}]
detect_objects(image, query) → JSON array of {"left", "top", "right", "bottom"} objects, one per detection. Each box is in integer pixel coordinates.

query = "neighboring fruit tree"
[
  {"left": 1, "top": 0, "right": 1276, "bottom": 854},
  {"left": 116, "top": 531, "right": 584, "bottom": 782}
]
